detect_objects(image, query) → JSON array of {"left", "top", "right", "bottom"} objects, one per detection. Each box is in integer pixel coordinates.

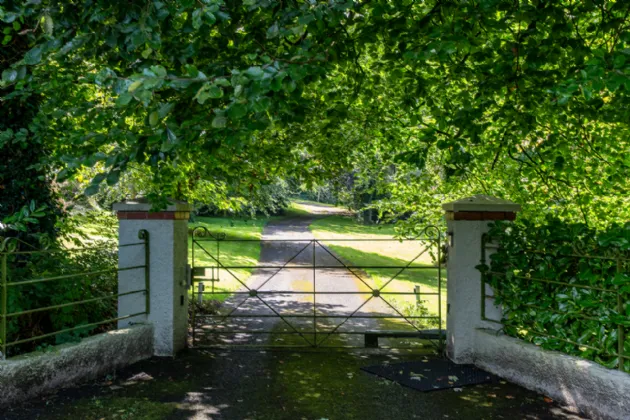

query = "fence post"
[
  {"left": 442, "top": 195, "right": 520, "bottom": 364},
  {"left": 114, "top": 199, "right": 192, "bottom": 357}
]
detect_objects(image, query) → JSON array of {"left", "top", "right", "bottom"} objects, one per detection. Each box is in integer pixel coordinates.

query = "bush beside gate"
[{"left": 479, "top": 218, "right": 630, "bottom": 372}]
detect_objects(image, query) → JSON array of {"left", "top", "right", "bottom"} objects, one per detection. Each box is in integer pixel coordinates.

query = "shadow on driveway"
[{"left": 3, "top": 348, "right": 586, "bottom": 420}]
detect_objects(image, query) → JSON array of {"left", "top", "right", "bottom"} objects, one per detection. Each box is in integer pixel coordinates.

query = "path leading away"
[{"left": 194, "top": 202, "right": 400, "bottom": 348}]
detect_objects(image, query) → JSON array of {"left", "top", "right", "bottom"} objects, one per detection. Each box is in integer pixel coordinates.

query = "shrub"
[
  {"left": 481, "top": 218, "right": 630, "bottom": 371},
  {"left": 3, "top": 243, "right": 118, "bottom": 357}
]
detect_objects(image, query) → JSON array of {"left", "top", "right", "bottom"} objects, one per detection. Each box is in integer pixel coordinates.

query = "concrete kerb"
[
  {"left": 474, "top": 329, "right": 630, "bottom": 420},
  {"left": 0, "top": 324, "right": 154, "bottom": 408}
]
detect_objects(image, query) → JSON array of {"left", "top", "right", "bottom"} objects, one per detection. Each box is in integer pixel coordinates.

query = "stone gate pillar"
[
  {"left": 442, "top": 195, "right": 520, "bottom": 364},
  {"left": 113, "top": 199, "right": 192, "bottom": 357}
]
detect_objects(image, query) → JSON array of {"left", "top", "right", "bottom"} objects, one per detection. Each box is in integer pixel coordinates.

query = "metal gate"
[{"left": 189, "top": 226, "right": 444, "bottom": 350}]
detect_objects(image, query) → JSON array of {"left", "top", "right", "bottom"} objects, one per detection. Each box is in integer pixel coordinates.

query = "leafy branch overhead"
[{"left": 1, "top": 0, "right": 629, "bottom": 225}]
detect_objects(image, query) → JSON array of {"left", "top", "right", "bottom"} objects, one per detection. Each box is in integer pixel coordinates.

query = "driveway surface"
[{"left": 3, "top": 348, "right": 586, "bottom": 420}]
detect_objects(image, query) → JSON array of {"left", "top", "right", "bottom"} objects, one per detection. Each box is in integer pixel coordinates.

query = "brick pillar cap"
[
  {"left": 112, "top": 198, "right": 192, "bottom": 213},
  {"left": 442, "top": 195, "right": 521, "bottom": 213}
]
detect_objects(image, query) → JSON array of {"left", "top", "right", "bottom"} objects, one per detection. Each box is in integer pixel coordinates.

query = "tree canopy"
[{"left": 2, "top": 0, "right": 630, "bottom": 232}]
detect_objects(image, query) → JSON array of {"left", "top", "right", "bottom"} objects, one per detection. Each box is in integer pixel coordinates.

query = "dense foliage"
[
  {"left": 0, "top": 6, "right": 61, "bottom": 244},
  {"left": 3, "top": 244, "right": 118, "bottom": 357},
  {"left": 2, "top": 0, "right": 629, "bottom": 229},
  {"left": 481, "top": 219, "right": 630, "bottom": 370}
]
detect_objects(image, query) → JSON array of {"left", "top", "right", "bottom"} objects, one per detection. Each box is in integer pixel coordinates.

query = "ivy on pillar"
[
  {"left": 442, "top": 195, "right": 520, "bottom": 364},
  {"left": 113, "top": 199, "right": 192, "bottom": 357}
]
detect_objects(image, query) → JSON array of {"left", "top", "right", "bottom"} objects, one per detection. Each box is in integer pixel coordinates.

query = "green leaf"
[
  {"left": 149, "top": 111, "right": 159, "bottom": 126},
  {"left": 42, "top": 15, "right": 54, "bottom": 36},
  {"left": 92, "top": 173, "right": 107, "bottom": 184},
  {"left": 252, "top": 97, "right": 271, "bottom": 112},
  {"left": 162, "top": 128, "right": 178, "bottom": 152},
  {"left": 150, "top": 65, "right": 167, "bottom": 78},
  {"left": 282, "top": 78, "right": 296, "bottom": 93},
  {"left": 245, "top": 66, "right": 264, "bottom": 79},
  {"left": 1, "top": 69, "right": 17, "bottom": 83},
  {"left": 128, "top": 80, "right": 143, "bottom": 92},
  {"left": 227, "top": 103, "right": 248, "bottom": 120},
  {"left": 106, "top": 169, "right": 121, "bottom": 186},
  {"left": 116, "top": 93, "right": 133, "bottom": 107},
  {"left": 158, "top": 103, "right": 175, "bottom": 118},
  {"left": 192, "top": 9, "right": 203, "bottom": 29},
  {"left": 166, "top": 127, "right": 177, "bottom": 144},
  {"left": 205, "top": 11, "right": 217, "bottom": 25},
  {"left": 208, "top": 84, "right": 223, "bottom": 99},
  {"left": 267, "top": 23, "right": 279, "bottom": 39},
  {"left": 195, "top": 84, "right": 223, "bottom": 104},
  {"left": 212, "top": 116, "right": 227, "bottom": 128},
  {"left": 215, "top": 77, "right": 231, "bottom": 87},
  {"left": 84, "top": 184, "right": 100, "bottom": 196},
  {"left": 24, "top": 46, "right": 43, "bottom": 65}
]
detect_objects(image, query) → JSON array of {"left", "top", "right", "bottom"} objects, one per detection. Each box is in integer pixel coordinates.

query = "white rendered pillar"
[
  {"left": 113, "top": 199, "right": 192, "bottom": 357},
  {"left": 442, "top": 195, "right": 520, "bottom": 364}
]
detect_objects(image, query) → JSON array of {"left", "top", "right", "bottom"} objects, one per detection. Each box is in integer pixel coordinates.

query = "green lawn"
[{"left": 309, "top": 215, "right": 447, "bottom": 327}]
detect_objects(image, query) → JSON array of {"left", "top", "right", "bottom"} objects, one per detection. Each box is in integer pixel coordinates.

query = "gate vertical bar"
[
  {"left": 313, "top": 240, "right": 317, "bottom": 347},
  {"left": 191, "top": 237, "right": 197, "bottom": 346},
  {"left": 480, "top": 234, "right": 487, "bottom": 321},
  {"left": 437, "top": 234, "right": 443, "bottom": 352},
  {"left": 215, "top": 240, "right": 220, "bottom": 294},
  {"left": 617, "top": 258, "right": 625, "bottom": 372},
  {"left": 141, "top": 230, "right": 150, "bottom": 315},
  {"left": 1, "top": 252, "right": 7, "bottom": 360}
]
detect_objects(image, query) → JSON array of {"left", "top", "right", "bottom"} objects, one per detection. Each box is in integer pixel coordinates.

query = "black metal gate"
[{"left": 189, "top": 226, "right": 444, "bottom": 350}]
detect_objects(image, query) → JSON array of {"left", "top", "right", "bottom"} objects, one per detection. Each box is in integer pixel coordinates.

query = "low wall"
[
  {"left": 0, "top": 324, "right": 153, "bottom": 408},
  {"left": 474, "top": 328, "right": 630, "bottom": 420}
]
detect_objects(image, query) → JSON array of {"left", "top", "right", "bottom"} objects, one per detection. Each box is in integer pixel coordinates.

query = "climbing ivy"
[{"left": 481, "top": 219, "right": 630, "bottom": 371}]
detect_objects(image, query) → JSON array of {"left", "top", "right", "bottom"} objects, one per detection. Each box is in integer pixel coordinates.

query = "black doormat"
[{"left": 360, "top": 358, "right": 495, "bottom": 392}]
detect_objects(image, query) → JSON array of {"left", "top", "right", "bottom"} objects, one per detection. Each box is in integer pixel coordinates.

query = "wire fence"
[{"left": 0, "top": 231, "right": 150, "bottom": 360}]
